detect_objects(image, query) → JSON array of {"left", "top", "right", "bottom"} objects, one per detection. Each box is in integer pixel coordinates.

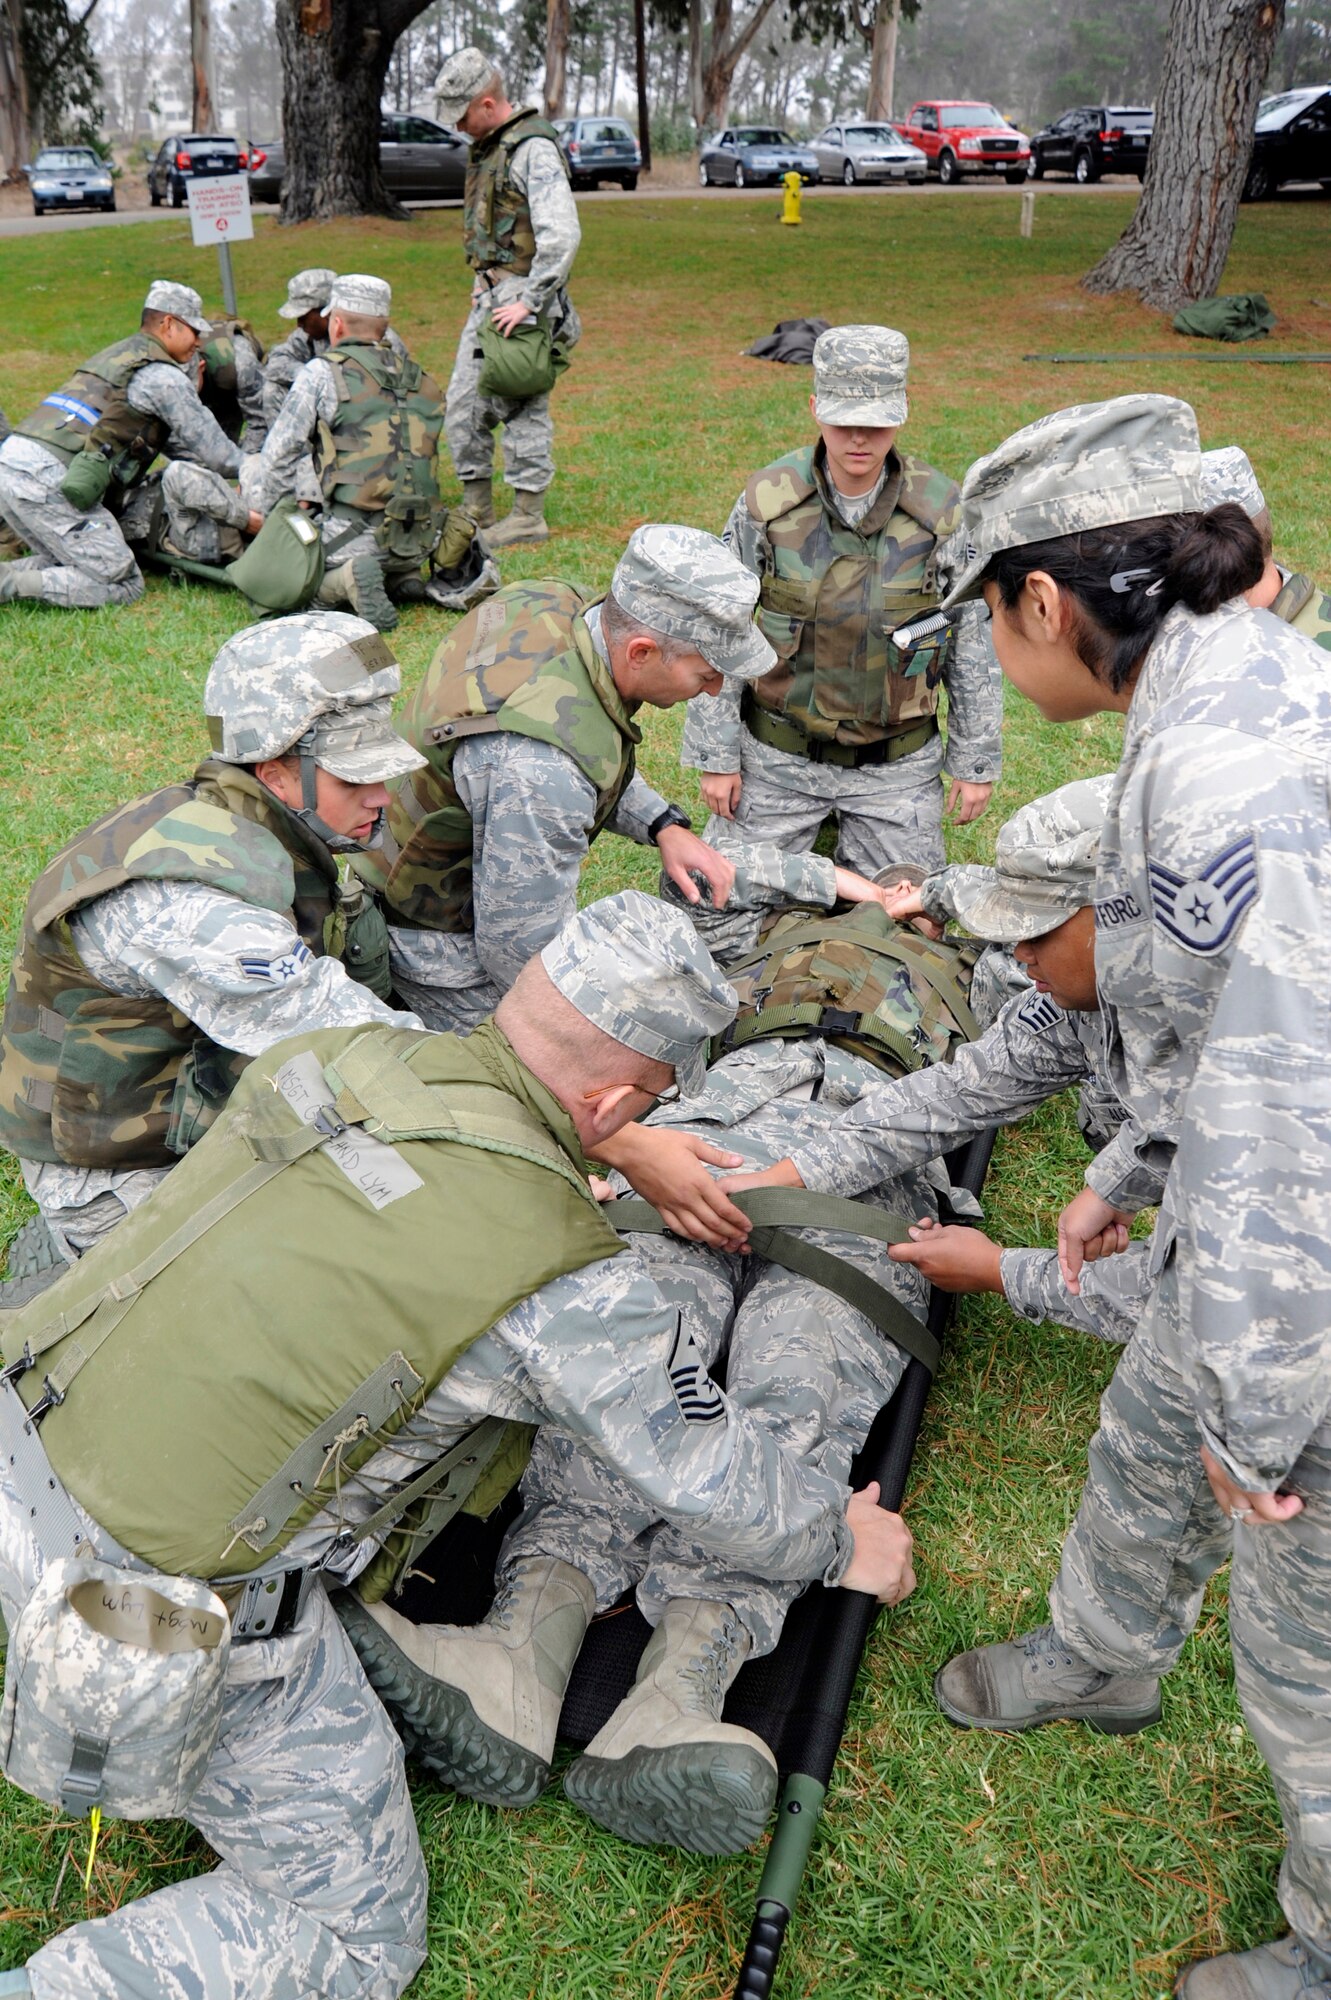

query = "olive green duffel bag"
[{"left": 476, "top": 310, "right": 571, "bottom": 401}]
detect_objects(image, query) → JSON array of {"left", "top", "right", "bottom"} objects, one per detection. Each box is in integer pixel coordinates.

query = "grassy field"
[{"left": 0, "top": 190, "right": 1328, "bottom": 1999}]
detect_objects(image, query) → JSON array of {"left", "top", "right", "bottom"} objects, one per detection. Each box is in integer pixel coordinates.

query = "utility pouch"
[
  {"left": 58, "top": 449, "right": 113, "bottom": 511},
  {"left": 376, "top": 491, "right": 445, "bottom": 566},
  {"left": 0, "top": 1555, "right": 230, "bottom": 1821},
  {"left": 476, "top": 311, "right": 569, "bottom": 400},
  {"left": 164, "top": 1040, "right": 248, "bottom": 1157}
]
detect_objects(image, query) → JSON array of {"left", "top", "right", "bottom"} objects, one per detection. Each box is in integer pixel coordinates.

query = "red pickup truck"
[{"left": 895, "top": 101, "right": 1030, "bottom": 184}]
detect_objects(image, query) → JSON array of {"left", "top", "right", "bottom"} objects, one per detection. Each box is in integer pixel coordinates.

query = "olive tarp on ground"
[
  {"left": 743, "top": 318, "right": 831, "bottom": 365},
  {"left": 396, "top": 1123, "right": 997, "bottom": 1998}
]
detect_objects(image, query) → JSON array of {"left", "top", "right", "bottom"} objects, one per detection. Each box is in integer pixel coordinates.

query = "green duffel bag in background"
[
  {"left": 476, "top": 309, "right": 571, "bottom": 400},
  {"left": 1172, "top": 293, "right": 1276, "bottom": 343},
  {"left": 223, "top": 497, "right": 326, "bottom": 613}
]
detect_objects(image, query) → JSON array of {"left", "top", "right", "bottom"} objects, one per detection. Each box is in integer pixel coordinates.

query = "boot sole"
[
  {"left": 480, "top": 523, "right": 550, "bottom": 551},
  {"left": 933, "top": 1668, "right": 1162, "bottom": 1736},
  {"left": 564, "top": 1741, "right": 777, "bottom": 1855},
  {"left": 337, "top": 1594, "right": 550, "bottom": 1807}
]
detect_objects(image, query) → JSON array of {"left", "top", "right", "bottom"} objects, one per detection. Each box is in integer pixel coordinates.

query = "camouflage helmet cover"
[
  {"left": 942, "top": 394, "right": 1206, "bottom": 608},
  {"left": 203, "top": 611, "right": 426, "bottom": 783}
]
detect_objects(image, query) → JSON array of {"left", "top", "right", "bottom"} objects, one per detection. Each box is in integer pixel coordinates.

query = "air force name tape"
[
  {"left": 1147, "top": 834, "right": 1258, "bottom": 955},
  {"left": 667, "top": 1315, "right": 725, "bottom": 1426}
]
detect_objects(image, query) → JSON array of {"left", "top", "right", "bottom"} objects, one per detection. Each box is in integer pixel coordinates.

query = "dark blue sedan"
[{"left": 698, "top": 127, "right": 819, "bottom": 188}]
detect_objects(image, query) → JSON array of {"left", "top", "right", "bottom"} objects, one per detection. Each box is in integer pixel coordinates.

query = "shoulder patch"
[
  {"left": 666, "top": 1314, "right": 726, "bottom": 1426},
  {"left": 1014, "top": 990, "right": 1067, "bottom": 1036},
  {"left": 1147, "top": 834, "right": 1258, "bottom": 955},
  {"left": 236, "top": 941, "right": 313, "bottom": 986}
]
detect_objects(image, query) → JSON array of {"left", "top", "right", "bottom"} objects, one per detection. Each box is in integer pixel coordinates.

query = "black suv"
[
  {"left": 1027, "top": 105, "right": 1153, "bottom": 182},
  {"left": 1244, "top": 85, "right": 1331, "bottom": 199},
  {"left": 147, "top": 134, "right": 249, "bottom": 208}
]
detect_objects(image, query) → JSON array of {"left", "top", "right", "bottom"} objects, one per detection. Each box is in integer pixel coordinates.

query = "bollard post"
[
  {"left": 780, "top": 170, "right": 802, "bottom": 226},
  {"left": 1020, "top": 188, "right": 1035, "bottom": 238}
]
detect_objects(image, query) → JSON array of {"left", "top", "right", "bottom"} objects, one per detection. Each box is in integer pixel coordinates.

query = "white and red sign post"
[{"left": 186, "top": 174, "right": 253, "bottom": 316}]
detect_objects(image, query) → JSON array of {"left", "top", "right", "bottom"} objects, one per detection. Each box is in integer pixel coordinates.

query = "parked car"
[
  {"left": 26, "top": 145, "right": 115, "bottom": 214},
  {"left": 1027, "top": 105, "right": 1153, "bottom": 182},
  {"left": 553, "top": 115, "right": 640, "bottom": 189},
  {"left": 1243, "top": 83, "right": 1331, "bottom": 199},
  {"left": 698, "top": 127, "right": 819, "bottom": 187},
  {"left": 811, "top": 121, "right": 927, "bottom": 185},
  {"left": 148, "top": 134, "right": 257, "bottom": 208},
  {"left": 246, "top": 114, "right": 468, "bottom": 205},
  {"left": 894, "top": 101, "right": 1029, "bottom": 183}
]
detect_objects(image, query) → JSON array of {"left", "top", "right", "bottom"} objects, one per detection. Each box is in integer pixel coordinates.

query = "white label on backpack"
[{"left": 273, "top": 1050, "right": 424, "bottom": 1211}]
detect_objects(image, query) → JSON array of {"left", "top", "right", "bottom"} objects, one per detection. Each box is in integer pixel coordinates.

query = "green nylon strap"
[
  {"left": 728, "top": 916, "right": 981, "bottom": 1046},
  {"left": 1023, "top": 351, "right": 1331, "bottom": 366},
  {"left": 723, "top": 1000, "right": 924, "bottom": 1076},
  {"left": 610, "top": 1192, "right": 940, "bottom": 1377}
]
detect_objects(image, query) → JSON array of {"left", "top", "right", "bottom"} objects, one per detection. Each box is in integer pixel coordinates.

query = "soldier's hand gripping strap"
[{"left": 610, "top": 1189, "right": 940, "bottom": 1376}]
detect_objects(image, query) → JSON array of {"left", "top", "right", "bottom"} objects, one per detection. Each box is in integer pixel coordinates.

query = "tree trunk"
[
  {"left": 633, "top": 0, "right": 650, "bottom": 168},
  {"left": 544, "top": 0, "right": 568, "bottom": 116},
  {"left": 695, "top": 0, "right": 780, "bottom": 129},
  {"left": 191, "top": 0, "right": 216, "bottom": 129},
  {"left": 864, "top": 0, "right": 899, "bottom": 121},
  {"left": 277, "top": 0, "right": 431, "bottom": 222},
  {"left": 1083, "top": 0, "right": 1285, "bottom": 309},
  {"left": 0, "top": 0, "right": 30, "bottom": 179}
]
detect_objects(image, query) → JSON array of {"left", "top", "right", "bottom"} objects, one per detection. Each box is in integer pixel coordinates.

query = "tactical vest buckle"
[
  {"left": 0, "top": 1342, "right": 34, "bottom": 1387},
  {"left": 312, "top": 1104, "right": 349, "bottom": 1140},
  {"left": 26, "top": 1373, "right": 66, "bottom": 1427}
]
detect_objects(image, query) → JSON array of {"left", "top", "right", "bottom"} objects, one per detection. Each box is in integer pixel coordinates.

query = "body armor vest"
[
  {"left": 0, "top": 761, "right": 391, "bottom": 1171},
  {"left": 16, "top": 332, "right": 173, "bottom": 494},
  {"left": 315, "top": 341, "right": 446, "bottom": 564},
  {"left": 364, "top": 581, "right": 639, "bottom": 931},
  {"left": 718, "top": 901, "right": 980, "bottom": 1076},
  {"left": 199, "top": 318, "right": 265, "bottom": 442},
  {"left": 744, "top": 445, "right": 962, "bottom": 748},
  {"left": 1273, "top": 570, "right": 1331, "bottom": 655},
  {"left": 4, "top": 1021, "right": 621, "bottom": 1593},
  {"left": 463, "top": 108, "right": 568, "bottom": 274}
]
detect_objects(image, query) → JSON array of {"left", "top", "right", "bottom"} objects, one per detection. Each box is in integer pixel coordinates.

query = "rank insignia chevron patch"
[
  {"left": 666, "top": 1314, "right": 725, "bottom": 1426},
  {"left": 1147, "top": 834, "right": 1258, "bottom": 954},
  {"left": 1015, "top": 990, "right": 1066, "bottom": 1035}
]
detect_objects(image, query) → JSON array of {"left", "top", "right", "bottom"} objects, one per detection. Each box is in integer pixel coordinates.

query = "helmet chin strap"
[{"left": 291, "top": 729, "right": 378, "bottom": 854}]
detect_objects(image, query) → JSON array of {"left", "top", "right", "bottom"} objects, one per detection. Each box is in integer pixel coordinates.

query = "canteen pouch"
[
  {"left": 227, "top": 497, "right": 325, "bottom": 614},
  {"left": 0, "top": 1555, "right": 230, "bottom": 1820},
  {"left": 58, "top": 449, "right": 113, "bottom": 512},
  {"left": 476, "top": 311, "right": 569, "bottom": 400}
]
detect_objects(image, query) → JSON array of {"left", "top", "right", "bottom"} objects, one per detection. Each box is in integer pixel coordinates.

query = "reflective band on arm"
[{"left": 42, "top": 393, "right": 101, "bottom": 428}]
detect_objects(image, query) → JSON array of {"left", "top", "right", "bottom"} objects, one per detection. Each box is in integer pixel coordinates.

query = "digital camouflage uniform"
[
  {"left": 944, "top": 395, "right": 1331, "bottom": 1977},
  {"left": 131, "top": 321, "right": 269, "bottom": 563},
  {"left": 444, "top": 108, "right": 581, "bottom": 496},
  {"left": 683, "top": 327, "right": 1001, "bottom": 878},
  {"left": 376, "top": 528, "right": 774, "bottom": 1030},
  {"left": 0, "top": 615, "right": 423, "bottom": 1258},
  {"left": 0, "top": 894, "right": 859, "bottom": 2000},
  {"left": 0, "top": 301, "right": 240, "bottom": 609}
]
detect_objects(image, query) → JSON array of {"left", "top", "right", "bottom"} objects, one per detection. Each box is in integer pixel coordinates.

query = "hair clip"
[{"left": 1108, "top": 566, "right": 1163, "bottom": 595}]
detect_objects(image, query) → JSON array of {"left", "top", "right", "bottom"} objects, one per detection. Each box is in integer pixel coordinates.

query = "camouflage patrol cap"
[
  {"left": 942, "top": 394, "right": 1205, "bottom": 608},
  {"left": 435, "top": 46, "right": 500, "bottom": 124},
  {"left": 143, "top": 279, "right": 211, "bottom": 335},
  {"left": 936, "top": 774, "right": 1114, "bottom": 943},
  {"left": 279, "top": 267, "right": 337, "bottom": 319},
  {"left": 541, "top": 889, "right": 737, "bottom": 1096},
  {"left": 1200, "top": 445, "right": 1266, "bottom": 519},
  {"left": 204, "top": 611, "right": 426, "bottom": 782},
  {"left": 329, "top": 274, "right": 392, "bottom": 319},
  {"left": 610, "top": 525, "right": 776, "bottom": 681},
  {"left": 813, "top": 324, "right": 910, "bottom": 428}
]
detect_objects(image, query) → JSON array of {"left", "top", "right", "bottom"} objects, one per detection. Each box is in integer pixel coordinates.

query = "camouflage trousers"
[
  {"left": 151, "top": 463, "right": 249, "bottom": 564},
  {"left": 1049, "top": 1277, "right": 1331, "bottom": 1959},
  {"left": 0, "top": 1478, "right": 427, "bottom": 2000},
  {"left": 0, "top": 438, "right": 142, "bottom": 609},
  {"left": 445, "top": 298, "right": 567, "bottom": 494},
  {"left": 500, "top": 1219, "right": 922, "bottom": 1654},
  {"left": 703, "top": 725, "right": 947, "bottom": 879}
]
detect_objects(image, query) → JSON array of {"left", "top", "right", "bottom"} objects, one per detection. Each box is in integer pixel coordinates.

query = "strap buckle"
[
  {"left": 25, "top": 1374, "right": 66, "bottom": 1427},
  {"left": 0, "top": 1342, "right": 34, "bottom": 1387},
  {"left": 312, "top": 1104, "right": 348, "bottom": 1141}
]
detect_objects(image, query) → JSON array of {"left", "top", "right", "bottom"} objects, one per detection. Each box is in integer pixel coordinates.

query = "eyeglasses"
[{"left": 640, "top": 1081, "right": 681, "bottom": 1107}]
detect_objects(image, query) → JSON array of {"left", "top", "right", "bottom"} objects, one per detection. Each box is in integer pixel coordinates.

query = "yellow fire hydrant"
[{"left": 780, "top": 170, "right": 802, "bottom": 225}]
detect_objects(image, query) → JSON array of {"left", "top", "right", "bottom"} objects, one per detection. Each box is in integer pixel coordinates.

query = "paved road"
[{"left": 0, "top": 176, "right": 1141, "bottom": 238}]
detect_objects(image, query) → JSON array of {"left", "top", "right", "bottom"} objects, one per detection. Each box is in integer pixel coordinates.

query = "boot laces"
[
  {"left": 1019, "top": 1622, "right": 1109, "bottom": 1695},
  {"left": 683, "top": 1621, "right": 740, "bottom": 1711},
  {"left": 1290, "top": 1939, "right": 1331, "bottom": 1995}
]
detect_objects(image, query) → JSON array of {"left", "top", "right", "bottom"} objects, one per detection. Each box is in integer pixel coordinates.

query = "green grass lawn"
[{"left": 0, "top": 190, "right": 1328, "bottom": 1998}]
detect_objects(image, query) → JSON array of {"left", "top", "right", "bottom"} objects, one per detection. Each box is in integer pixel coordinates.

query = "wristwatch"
[{"left": 648, "top": 804, "right": 693, "bottom": 841}]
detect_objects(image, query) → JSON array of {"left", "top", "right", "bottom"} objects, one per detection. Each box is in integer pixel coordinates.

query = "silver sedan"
[{"left": 812, "top": 123, "right": 928, "bottom": 185}]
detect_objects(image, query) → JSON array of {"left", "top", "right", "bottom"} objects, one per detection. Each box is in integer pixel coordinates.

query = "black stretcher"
[{"left": 396, "top": 1126, "right": 997, "bottom": 1998}]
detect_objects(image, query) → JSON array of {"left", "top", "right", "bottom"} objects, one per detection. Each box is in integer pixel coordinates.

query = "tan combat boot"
[
  {"left": 483, "top": 488, "right": 549, "bottom": 550},
  {"left": 317, "top": 554, "right": 398, "bottom": 632},
  {"left": 563, "top": 1599, "right": 777, "bottom": 1853},
  {"left": 339, "top": 1556, "right": 594, "bottom": 1807},
  {"left": 460, "top": 477, "right": 496, "bottom": 528}
]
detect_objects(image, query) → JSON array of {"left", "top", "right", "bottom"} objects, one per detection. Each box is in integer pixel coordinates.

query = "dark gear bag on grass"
[
  {"left": 1172, "top": 294, "right": 1276, "bottom": 343},
  {"left": 476, "top": 309, "right": 570, "bottom": 400}
]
